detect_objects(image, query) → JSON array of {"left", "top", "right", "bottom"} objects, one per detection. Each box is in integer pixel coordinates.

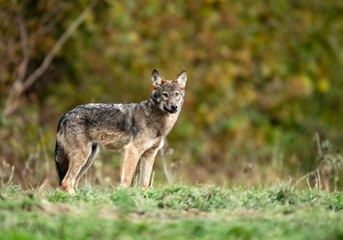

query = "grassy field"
[{"left": 1, "top": 184, "right": 343, "bottom": 240}]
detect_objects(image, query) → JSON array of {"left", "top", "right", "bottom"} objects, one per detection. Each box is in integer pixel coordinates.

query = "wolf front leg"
[
  {"left": 139, "top": 141, "right": 163, "bottom": 189},
  {"left": 120, "top": 145, "right": 141, "bottom": 188}
]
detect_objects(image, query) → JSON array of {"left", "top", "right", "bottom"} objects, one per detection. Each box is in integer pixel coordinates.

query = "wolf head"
[{"left": 150, "top": 69, "right": 187, "bottom": 114}]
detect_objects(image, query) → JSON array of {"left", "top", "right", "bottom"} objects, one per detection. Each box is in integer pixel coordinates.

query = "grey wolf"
[{"left": 54, "top": 69, "right": 187, "bottom": 194}]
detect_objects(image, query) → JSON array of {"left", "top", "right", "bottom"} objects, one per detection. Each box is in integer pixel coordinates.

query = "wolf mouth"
[{"left": 163, "top": 106, "right": 178, "bottom": 114}]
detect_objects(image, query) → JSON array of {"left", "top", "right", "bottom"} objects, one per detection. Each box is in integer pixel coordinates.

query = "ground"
[{"left": 1, "top": 184, "right": 343, "bottom": 240}]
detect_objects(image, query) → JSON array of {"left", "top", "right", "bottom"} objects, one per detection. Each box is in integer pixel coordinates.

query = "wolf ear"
[
  {"left": 175, "top": 70, "right": 187, "bottom": 89},
  {"left": 151, "top": 69, "right": 165, "bottom": 89}
]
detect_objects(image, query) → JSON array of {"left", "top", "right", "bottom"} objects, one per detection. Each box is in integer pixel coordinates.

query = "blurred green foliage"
[{"left": 0, "top": 0, "right": 343, "bottom": 187}]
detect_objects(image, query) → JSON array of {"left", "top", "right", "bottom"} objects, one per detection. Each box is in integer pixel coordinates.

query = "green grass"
[{"left": 1, "top": 184, "right": 343, "bottom": 240}]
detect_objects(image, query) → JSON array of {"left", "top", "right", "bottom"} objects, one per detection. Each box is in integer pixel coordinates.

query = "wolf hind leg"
[
  {"left": 61, "top": 142, "right": 92, "bottom": 194},
  {"left": 75, "top": 143, "right": 99, "bottom": 188}
]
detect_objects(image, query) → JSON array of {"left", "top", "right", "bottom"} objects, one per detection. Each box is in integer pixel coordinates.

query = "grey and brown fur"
[{"left": 55, "top": 69, "right": 187, "bottom": 194}]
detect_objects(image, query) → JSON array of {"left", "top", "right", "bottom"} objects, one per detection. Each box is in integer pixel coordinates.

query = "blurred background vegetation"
[{"left": 1, "top": 0, "right": 343, "bottom": 190}]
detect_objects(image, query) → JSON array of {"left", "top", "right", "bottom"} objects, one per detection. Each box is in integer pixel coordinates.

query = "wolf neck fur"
[{"left": 141, "top": 98, "right": 180, "bottom": 136}]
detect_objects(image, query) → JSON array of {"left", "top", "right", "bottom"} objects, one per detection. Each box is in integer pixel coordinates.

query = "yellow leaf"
[{"left": 317, "top": 79, "right": 330, "bottom": 93}]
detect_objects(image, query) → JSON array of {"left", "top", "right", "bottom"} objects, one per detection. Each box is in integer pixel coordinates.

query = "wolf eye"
[
  {"left": 174, "top": 91, "right": 180, "bottom": 97},
  {"left": 162, "top": 92, "right": 169, "bottom": 98}
]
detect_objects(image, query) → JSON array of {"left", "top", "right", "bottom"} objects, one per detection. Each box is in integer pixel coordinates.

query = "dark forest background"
[{"left": 1, "top": 0, "right": 343, "bottom": 190}]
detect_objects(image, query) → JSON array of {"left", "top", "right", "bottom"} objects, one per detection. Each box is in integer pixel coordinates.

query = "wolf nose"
[{"left": 171, "top": 104, "right": 178, "bottom": 110}]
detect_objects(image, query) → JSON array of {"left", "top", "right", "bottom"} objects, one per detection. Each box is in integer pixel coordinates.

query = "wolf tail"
[{"left": 55, "top": 141, "right": 69, "bottom": 185}]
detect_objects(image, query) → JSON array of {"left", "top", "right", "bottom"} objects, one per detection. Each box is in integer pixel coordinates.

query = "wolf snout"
[
  {"left": 163, "top": 104, "right": 179, "bottom": 113},
  {"left": 171, "top": 104, "right": 178, "bottom": 111}
]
